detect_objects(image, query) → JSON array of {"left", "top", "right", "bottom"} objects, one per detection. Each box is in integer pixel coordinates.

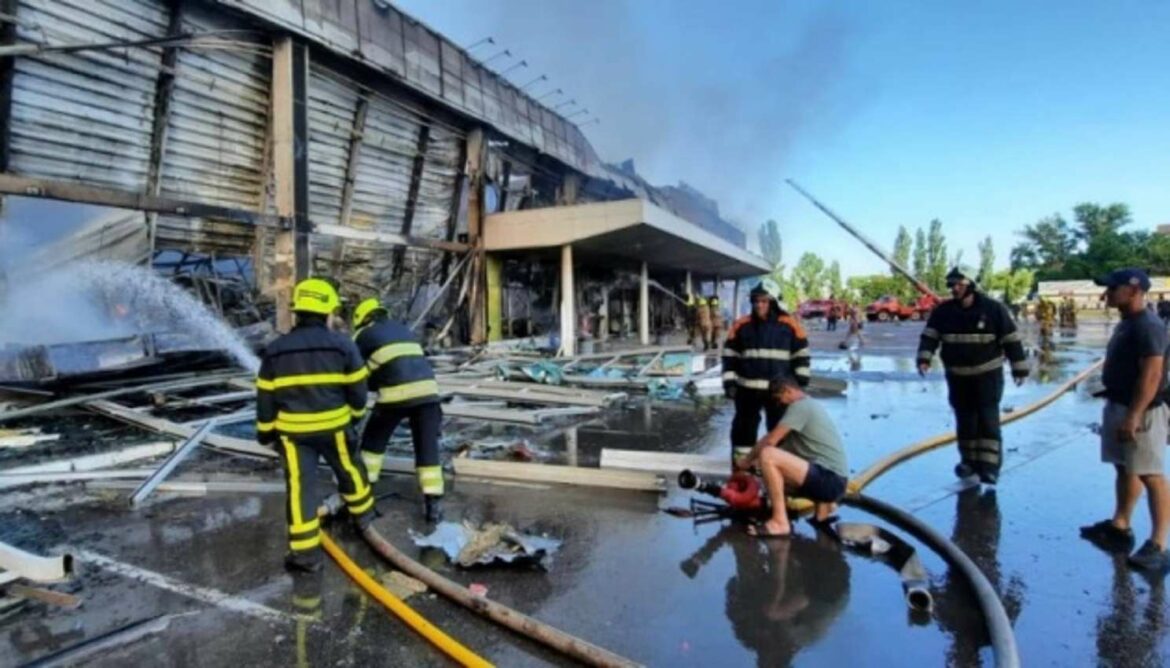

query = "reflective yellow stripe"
[
  {"left": 418, "top": 465, "right": 444, "bottom": 495},
  {"left": 256, "top": 420, "right": 275, "bottom": 432},
  {"left": 947, "top": 356, "right": 1005, "bottom": 376},
  {"left": 921, "top": 327, "right": 940, "bottom": 340},
  {"left": 736, "top": 378, "right": 770, "bottom": 390},
  {"left": 794, "top": 367, "right": 811, "bottom": 377},
  {"left": 281, "top": 437, "right": 305, "bottom": 529},
  {"left": 335, "top": 431, "right": 370, "bottom": 506},
  {"left": 721, "top": 371, "right": 737, "bottom": 381},
  {"left": 367, "top": 342, "right": 425, "bottom": 372},
  {"left": 376, "top": 379, "right": 440, "bottom": 404},
  {"left": 256, "top": 377, "right": 275, "bottom": 391},
  {"left": 278, "top": 406, "right": 350, "bottom": 423},
  {"left": 740, "top": 349, "right": 791, "bottom": 360},
  {"left": 290, "top": 534, "right": 322, "bottom": 551},
  {"left": 290, "top": 517, "right": 320, "bottom": 534},
  {"left": 941, "top": 333, "right": 997, "bottom": 344},
  {"left": 292, "top": 596, "right": 321, "bottom": 609},
  {"left": 1011, "top": 360, "right": 1030, "bottom": 372},
  {"left": 1001, "top": 331, "right": 1022, "bottom": 344},
  {"left": 351, "top": 406, "right": 367, "bottom": 419},
  {"left": 793, "top": 349, "right": 811, "bottom": 359},
  {"left": 348, "top": 496, "right": 374, "bottom": 515},
  {"left": 361, "top": 450, "right": 384, "bottom": 483},
  {"left": 276, "top": 407, "right": 352, "bottom": 434},
  {"left": 722, "top": 349, "right": 740, "bottom": 358},
  {"left": 266, "top": 369, "right": 368, "bottom": 390},
  {"left": 917, "top": 350, "right": 933, "bottom": 362}
]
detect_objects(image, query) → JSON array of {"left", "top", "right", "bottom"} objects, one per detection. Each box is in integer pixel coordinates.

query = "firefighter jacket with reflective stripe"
[
  {"left": 722, "top": 307, "right": 811, "bottom": 391},
  {"left": 256, "top": 321, "right": 369, "bottom": 441},
  {"left": 354, "top": 318, "right": 439, "bottom": 408},
  {"left": 917, "top": 293, "right": 1028, "bottom": 378}
]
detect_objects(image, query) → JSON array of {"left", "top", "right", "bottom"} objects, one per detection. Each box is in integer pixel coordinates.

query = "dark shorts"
[{"left": 796, "top": 463, "right": 847, "bottom": 503}]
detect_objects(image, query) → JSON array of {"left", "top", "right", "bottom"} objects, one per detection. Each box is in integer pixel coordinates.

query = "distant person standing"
[
  {"left": 917, "top": 267, "right": 1029, "bottom": 485},
  {"left": 827, "top": 299, "right": 841, "bottom": 332},
  {"left": 1080, "top": 269, "right": 1170, "bottom": 573},
  {"left": 707, "top": 294, "right": 723, "bottom": 350},
  {"left": 685, "top": 292, "right": 704, "bottom": 347},
  {"left": 1157, "top": 294, "right": 1170, "bottom": 328}
]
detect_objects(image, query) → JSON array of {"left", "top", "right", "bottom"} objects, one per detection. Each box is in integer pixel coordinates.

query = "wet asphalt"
[{"left": 3, "top": 318, "right": 1169, "bottom": 666}]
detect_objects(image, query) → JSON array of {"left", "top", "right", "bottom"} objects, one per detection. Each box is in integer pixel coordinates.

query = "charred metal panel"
[
  {"left": 154, "top": 214, "right": 256, "bottom": 253},
  {"left": 159, "top": 4, "right": 270, "bottom": 211},
  {"left": 415, "top": 123, "right": 459, "bottom": 239},
  {"left": 307, "top": 63, "right": 359, "bottom": 227},
  {"left": 353, "top": 0, "right": 404, "bottom": 78},
  {"left": 8, "top": 0, "right": 168, "bottom": 191},
  {"left": 213, "top": 0, "right": 604, "bottom": 177},
  {"left": 301, "top": 0, "right": 359, "bottom": 54}
]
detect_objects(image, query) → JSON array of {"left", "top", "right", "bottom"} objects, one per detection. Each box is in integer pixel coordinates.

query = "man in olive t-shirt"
[{"left": 735, "top": 374, "right": 849, "bottom": 538}]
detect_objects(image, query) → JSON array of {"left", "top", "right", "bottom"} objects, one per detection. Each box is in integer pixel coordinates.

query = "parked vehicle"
[
  {"left": 798, "top": 299, "right": 836, "bottom": 320},
  {"left": 865, "top": 294, "right": 938, "bottom": 322}
]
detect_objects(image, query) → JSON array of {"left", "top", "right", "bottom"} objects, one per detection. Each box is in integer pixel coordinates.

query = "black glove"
[
  {"left": 345, "top": 425, "right": 360, "bottom": 447},
  {"left": 724, "top": 382, "right": 737, "bottom": 400},
  {"left": 257, "top": 431, "right": 277, "bottom": 449}
]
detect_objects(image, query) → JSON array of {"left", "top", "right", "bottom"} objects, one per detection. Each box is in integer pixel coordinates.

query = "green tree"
[
  {"left": 791, "top": 252, "right": 827, "bottom": 301},
  {"left": 846, "top": 274, "right": 905, "bottom": 305},
  {"left": 892, "top": 226, "right": 914, "bottom": 301},
  {"left": 827, "top": 260, "right": 843, "bottom": 299},
  {"left": 987, "top": 268, "right": 1036, "bottom": 305},
  {"left": 1072, "top": 203, "right": 1131, "bottom": 244},
  {"left": 926, "top": 219, "right": 948, "bottom": 293},
  {"left": 977, "top": 236, "right": 995, "bottom": 285},
  {"left": 912, "top": 228, "right": 928, "bottom": 282},
  {"left": 1013, "top": 214, "right": 1077, "bottom": 274},
  {"left": 758, "top": 219, "right": 783, "bottom": 270}
]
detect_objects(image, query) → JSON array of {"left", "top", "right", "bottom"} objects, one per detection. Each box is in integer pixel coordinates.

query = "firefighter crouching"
[
  {"left": 256, "top": 278, "right": 374, "bottom": 573},
  {"left": 722, "top": 279, "right": 811, "bottom": 463},
  {"left": 352, "top": 297, "right": 445, "bottom": 524},
  {"left": 917, "top": 267, "right": 1029, "bottom": 485}
]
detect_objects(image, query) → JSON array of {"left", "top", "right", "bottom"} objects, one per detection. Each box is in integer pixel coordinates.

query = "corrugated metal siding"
[
  {"left": 155, "top": 214, "right": 255, "bottom": 254},
  {"left": 307, "top": 64, "right": 359, "bottom": 227},
  {"left": 159, "top": 4, "right": 270, "bottom": 210},
  {"left": 8, "top": 0, "right": 168, "bottom": 190},
  {"left": 348, "top": 95, "right": 418, "bottom": 237},
  {"left": 414, "top": 123, "right": 459, "bottom": 239}
]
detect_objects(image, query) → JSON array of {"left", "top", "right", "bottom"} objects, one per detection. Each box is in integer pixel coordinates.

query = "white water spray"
[{"left": 0, "top": 260, "right": 260, "bottom": 372}]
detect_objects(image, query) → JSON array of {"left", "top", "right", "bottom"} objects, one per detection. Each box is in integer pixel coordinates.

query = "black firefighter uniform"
[
  {"left": 256, "top": 319, "right": 374, "bottom": 557},
  {"left": 917, "top": 292, "right": 1029, "bottom": 477}
]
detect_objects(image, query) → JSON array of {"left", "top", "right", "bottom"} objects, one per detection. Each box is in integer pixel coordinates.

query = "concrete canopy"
[{"left": 483, "top": 199, "right": 770, "bottom": 278}]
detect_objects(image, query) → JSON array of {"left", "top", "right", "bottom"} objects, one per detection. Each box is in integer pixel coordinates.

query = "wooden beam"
[
  {"left": 314, "top": 223, "right": 469, "bottom": 253},
  {"left": 0, "top": 0, "right": 19, "bottom": 179},
  {"left": 144, "top": 0, "right": 183, "bottom": 256},
  {"left": 291, "top": 41, "right": 311, "bottom": 281},
  {"left": 439, "top": 137, "right": 469, "bottom": 283},
  {"left": 599, "top": 448, "right": 726, "bottom": 478},
  {"left": 271, "top": 36, "right": 296, "bottom": 332},
  {"left": 0, "top": 175, "right": 280, "bottom": 226},
  {"left": 331, "top": 91, "right": 369, "bottom": 272},
  {"left": 85, "top": 400, "right": 273, "bottom": 460},
  {"left": 393, "top": 123, "right": 431, "bottom": 279},
  {"left": 452, "top": 458, "right": 664, "bottom": 493}
]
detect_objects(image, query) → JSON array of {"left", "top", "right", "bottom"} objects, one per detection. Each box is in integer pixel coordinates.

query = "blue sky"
[{"left": 397, "top": 0, "right": 1170, "bottom": 276}]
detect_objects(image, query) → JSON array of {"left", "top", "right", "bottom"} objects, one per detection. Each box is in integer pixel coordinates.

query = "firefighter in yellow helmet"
[
  {"left": 256, "top": 278, "right": 374, "bottom": 573},
  {"left": 351, "top": 297, "right": 444, "bottom": 523}
]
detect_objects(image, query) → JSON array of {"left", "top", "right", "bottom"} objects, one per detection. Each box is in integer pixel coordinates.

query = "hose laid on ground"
[
  {"left": 360, "top": 524, "right": 643, "bottom": 668},
  {"left": 319, "top": 530, "right": 494, "bottom": 668},
  {"left": 841, "top": 493, "right": 1020, "bottom": 668},
  {"left": 847, "top": 358, "right": 1103, "bottom": 493}
]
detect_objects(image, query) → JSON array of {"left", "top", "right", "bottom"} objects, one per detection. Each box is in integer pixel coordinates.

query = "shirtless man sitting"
[{"left": 735, "top": 374, "right": 850, "bottom": 538}]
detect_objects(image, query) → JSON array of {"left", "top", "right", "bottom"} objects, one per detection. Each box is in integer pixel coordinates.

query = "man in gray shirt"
[
  {"left": 1080, "top": 269, "right": 1170, "bottom": 572},
  {"left": 735, "top": 374, "right": 849, "bottom": 538}
]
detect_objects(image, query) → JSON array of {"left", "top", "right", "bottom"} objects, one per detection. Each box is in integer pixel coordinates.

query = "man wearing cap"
[
  {"left": 917, "top": 266, "right": 1029, "bottom": 485},
  {"left": 1080, "top": 269, "right": 1170, "bottom": 572}
]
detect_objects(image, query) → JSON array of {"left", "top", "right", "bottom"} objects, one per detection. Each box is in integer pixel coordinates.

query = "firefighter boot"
[
  {"left": 424, "top": 494, "right": 444, "bottom": 524},
  {"left": 284, "top": 549, "right": 324, "bottom": 574}
]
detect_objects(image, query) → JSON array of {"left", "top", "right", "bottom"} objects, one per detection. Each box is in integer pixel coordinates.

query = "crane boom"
[{"left": 785, "top": 179, "right": 939, "bottom": 300}]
